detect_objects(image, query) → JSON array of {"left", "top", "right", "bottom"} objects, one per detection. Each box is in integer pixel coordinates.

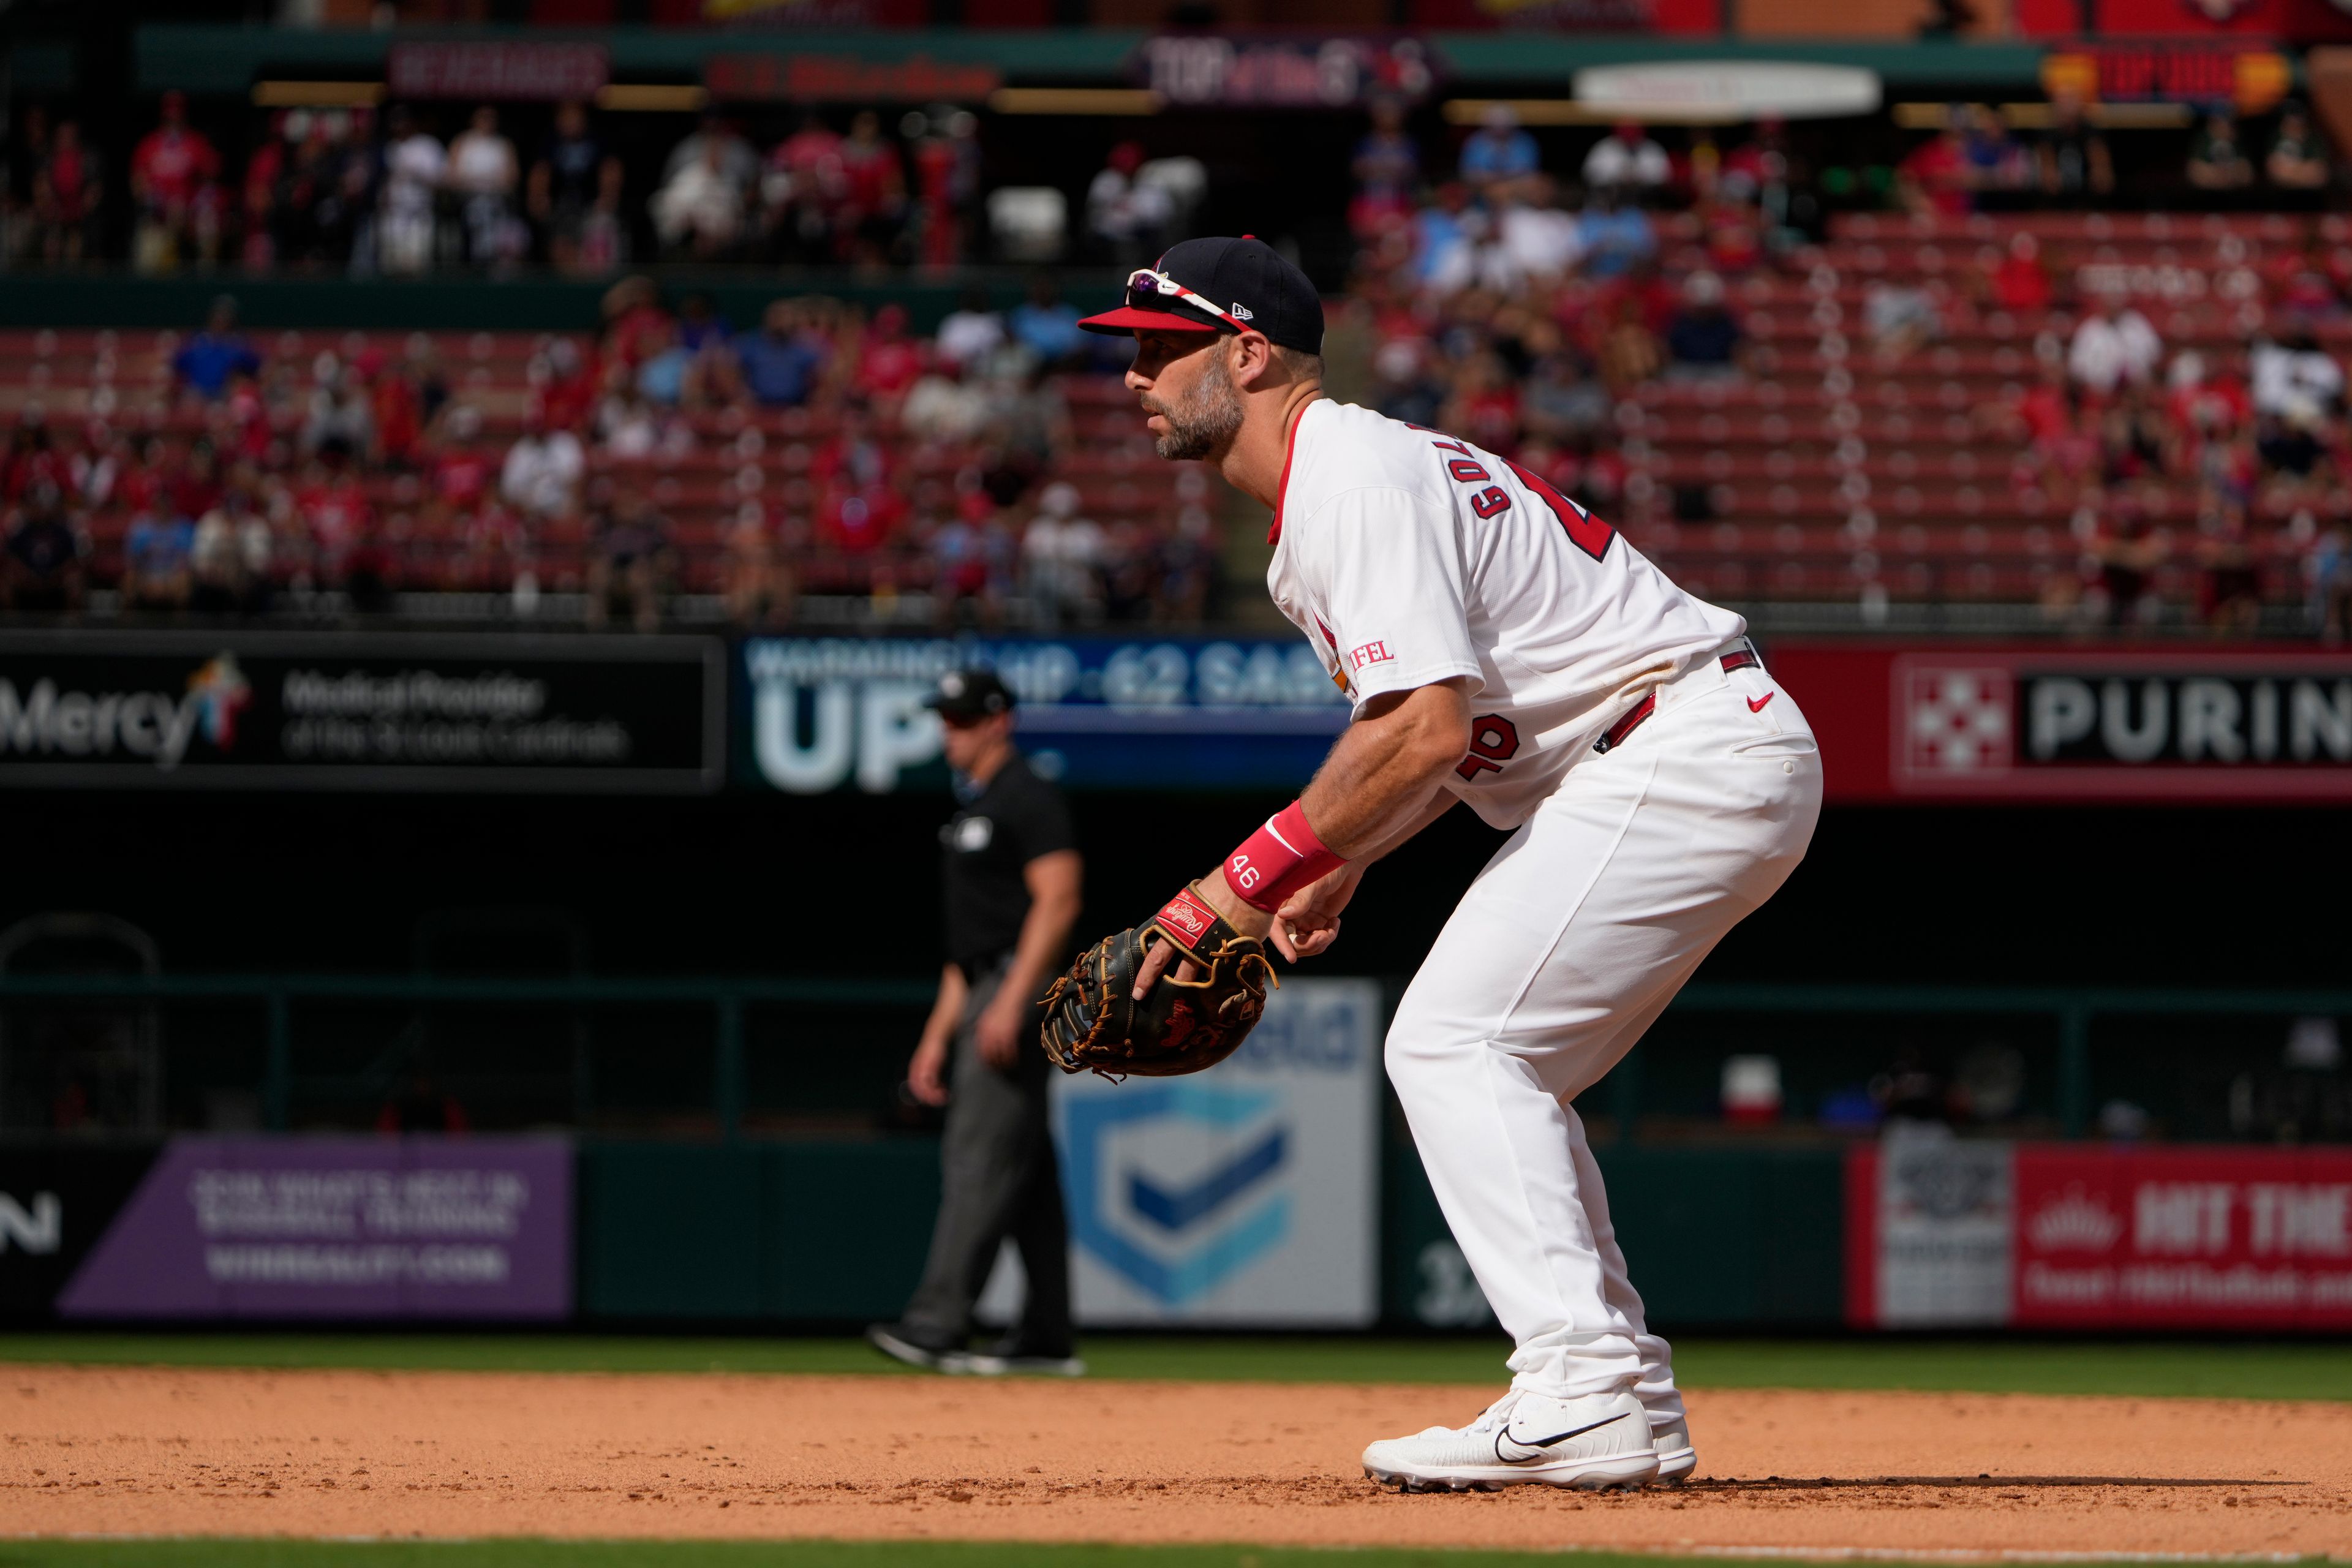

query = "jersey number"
[
  {"left": 1504, "top": 458, "right": 1616, "bottom": 563},
  {"left": 1457, "top": 714, "right": 1521, "bottom": 781},
  {"left": 1421, "top": 429, "right": 1616, "bottom": 564}
]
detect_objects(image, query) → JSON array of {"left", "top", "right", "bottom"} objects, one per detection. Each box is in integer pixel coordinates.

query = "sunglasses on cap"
[{"left": 1125, "top": 267, "right": 1257, "bottom": 336}]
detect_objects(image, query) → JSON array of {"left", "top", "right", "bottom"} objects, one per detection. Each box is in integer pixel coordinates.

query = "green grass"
[{"left": 1, "top": 1332, "right": 2349, "bottom": 1401}]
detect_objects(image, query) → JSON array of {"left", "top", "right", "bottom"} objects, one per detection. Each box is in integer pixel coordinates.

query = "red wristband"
[{"left": 1224, "top": 801, "right": 1346, "bottom": 913}]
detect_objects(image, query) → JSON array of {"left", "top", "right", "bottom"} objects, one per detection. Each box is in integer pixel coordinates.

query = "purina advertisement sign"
[
  {"left": 1052, "top": 978, "right": 1382, "bottom": 1327},
  {"left": 0, "top": 632, "right": 722, "bottom": 793},
  {"left": 1767, "top": 643, "right": 2352, "bottom": 803},
  {"left": 738, "top": 636, "right": 1349, "bottom": 794}
]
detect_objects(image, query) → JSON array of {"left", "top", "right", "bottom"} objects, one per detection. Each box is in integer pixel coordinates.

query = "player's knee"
[{"left": 1381, "top": 1005, "right": 1465, "bottom": 1088}]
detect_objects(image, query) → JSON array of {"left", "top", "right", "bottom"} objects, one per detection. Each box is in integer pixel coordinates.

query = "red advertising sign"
[
  {"left": 385, "top": 43, "right": 610, "bottom": 102},
  {"left": 704, "top": 53, "right": 1000, "bottom": 103},
  {"left": 2016, "top": 1147, "right": 2352, "bottom": 1329},
  {"left": 1849, "top": 1142, "right": 2352, "bottom": 1330},
  {"left": 1769, "top": 643, "right": 2352, "bottom": 804}
]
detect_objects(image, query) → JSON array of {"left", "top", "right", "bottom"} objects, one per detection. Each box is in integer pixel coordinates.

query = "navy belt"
[{"left": 1592, "top": 639, "right": 1764, "bottom": 756}]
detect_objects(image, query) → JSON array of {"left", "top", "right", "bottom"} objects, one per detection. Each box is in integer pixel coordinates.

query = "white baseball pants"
[{"left": 1386, "top": 652, "right": 1822, "bottom": 1430}]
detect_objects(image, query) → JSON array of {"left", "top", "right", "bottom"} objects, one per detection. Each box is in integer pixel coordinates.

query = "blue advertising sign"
[
  {"left": 1054, "top": 977, "right": 1382, "bottom": 1326},
  {"left": 738, "top": 636, "right": 1349, "bottom": 793}
]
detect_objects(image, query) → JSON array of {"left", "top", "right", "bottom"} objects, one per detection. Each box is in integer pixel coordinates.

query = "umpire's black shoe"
[
  {"left": 968, "top": 1335, "right": 1087, "bottom": 1378},
  {"left": 865, "top": 1321, "right": 974, "bottom": 1373}
]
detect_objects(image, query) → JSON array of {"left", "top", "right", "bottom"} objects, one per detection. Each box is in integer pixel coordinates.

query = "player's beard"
[{"left": 1145, "top": 352, "right": 1244, "bottom": 462}]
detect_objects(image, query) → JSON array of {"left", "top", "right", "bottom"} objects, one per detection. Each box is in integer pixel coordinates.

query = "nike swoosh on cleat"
[
  {"left": 1494, "top": 1411, "right": 1627, "bottom": 1461},
  {"left": 1747, "top": 692, "right": 1776, "bottom": 712}
]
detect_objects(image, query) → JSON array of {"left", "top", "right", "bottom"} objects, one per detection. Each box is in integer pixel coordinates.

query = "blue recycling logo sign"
[{"left": 1060, "top": 1083, "right": 1291, "bottom": 1306}]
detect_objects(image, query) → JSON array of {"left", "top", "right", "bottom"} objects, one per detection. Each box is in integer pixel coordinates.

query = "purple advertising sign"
[{"left": 56, "top": 1136, "right": 571, "bottom": 1321}]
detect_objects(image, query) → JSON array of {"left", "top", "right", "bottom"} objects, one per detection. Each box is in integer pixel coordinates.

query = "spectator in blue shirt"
[
  {"left": 1664, "top": 271, "right": 1744, "bottom": 379},
  {"left": 1459, "top": 105, "right": 1539, "bottom": 191},
  {"left": 172, "top": 296, "right": 260, "bottom": 402},
  {"left": 734, "top": 300, "right": 823, "bottom": 409},
  {"left": 1412, "top": 182, "right": 1477, "bottom": 295},
  {"left": 124, "top": 508, "right": 196, "bottom": 611},
  {"left": 1011, "top": 274, "right": 1083, "bottom": 368},
  {"left": 1576, "top": 185, "right": 1656, "bottom": 280}
]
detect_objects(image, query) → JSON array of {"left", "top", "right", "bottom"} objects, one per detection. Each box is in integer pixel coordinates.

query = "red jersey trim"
[{"left": 1266, "top": 399, "right": 1315, "bottom": 546}]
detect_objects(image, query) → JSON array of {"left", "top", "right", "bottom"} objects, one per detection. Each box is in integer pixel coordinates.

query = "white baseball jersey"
[{"left": 1265, "top": 398, "right": 1746, "bottom": 829}]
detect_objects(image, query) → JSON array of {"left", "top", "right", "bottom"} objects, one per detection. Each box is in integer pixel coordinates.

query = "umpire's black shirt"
[{"left": 941, "top": 752, "right": 1077, "bottom": 982}]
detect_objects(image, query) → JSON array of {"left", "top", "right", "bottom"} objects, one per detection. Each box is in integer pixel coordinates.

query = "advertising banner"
[
  {"left": 1051, "top": 978, "right": 1382, "bottom": 1327},
  {"left": 385, "top": 42, "right": 611, "bottom": 102},
  {"left": 0, "top": 632, "right": 723, "bottom": 793},
  {"left": 1849, "top": 1142, "right": 2352, "bottom": 1330},
  {"left": 739, "top": 636, "right": 1348, "bottom": 794},
  {"left": 0, "top": 1144, "right": 161, "bottom": 1318},
  {"left": 57, "top": 1136, "right": 573, "bottom": 1321},
  {"left": 2014, "top": 1147, "right": 2352, "bottom": 1329},
  {"left": 1136, "top": 37, "right": 1437, "bottom": 108},
  {"left": 1770, "top": 643, "right": 2352, "bottom": 804}
]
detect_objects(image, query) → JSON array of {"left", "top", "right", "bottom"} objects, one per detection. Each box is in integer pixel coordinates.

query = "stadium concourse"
[{"left": 4, "top": 212, "right": 2351, "bottom": 634}]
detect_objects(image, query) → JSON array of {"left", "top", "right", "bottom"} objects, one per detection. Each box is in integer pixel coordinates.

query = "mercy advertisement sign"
[
  {"left": 0, "top": 631, "right": 722, "bottom": 792},
  {"left": 1050, "top": 978, "right": 1381, "bottom": 1327},
  {"left": 56, "top": 1137, "right": 572, "bottom": 1321}
]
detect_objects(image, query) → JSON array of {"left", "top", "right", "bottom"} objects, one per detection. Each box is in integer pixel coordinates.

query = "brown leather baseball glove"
[{"left": 1038, "top": 882, "right": 1276, "bottom": 1078}]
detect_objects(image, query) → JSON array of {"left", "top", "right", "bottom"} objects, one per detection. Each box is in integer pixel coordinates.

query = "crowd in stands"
[
  {"left": 1322, "top": 100, "right": 2352, "bottom": 636},
  {"left": 7, "top": 96, "right": 989, "bottom": 278},
  {"left": 12, "top": 88, "right": 2352, "bottom": 633},
  {"left": 0, "top": 280, "right": 1219, "bottom": 628}
]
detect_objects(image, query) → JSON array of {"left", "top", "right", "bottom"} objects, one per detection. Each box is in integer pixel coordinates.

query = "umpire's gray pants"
[{"left": 900, "top": 956, "right": 1072, "bottom": 1350}]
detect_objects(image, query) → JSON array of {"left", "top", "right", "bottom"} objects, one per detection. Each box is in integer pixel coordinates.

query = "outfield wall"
[{"left": 0, "top": 1133, "right": 1845, "bottom": 1331}]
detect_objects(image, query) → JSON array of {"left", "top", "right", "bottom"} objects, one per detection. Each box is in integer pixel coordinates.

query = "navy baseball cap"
[
  {"left": 925, "top": 667, "right": 1014, "bottom": 721},
  {"left": 1079, "top": 236, "right": 1325, "bottom": 356}
]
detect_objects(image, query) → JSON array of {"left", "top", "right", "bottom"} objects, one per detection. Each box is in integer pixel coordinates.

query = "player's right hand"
[{"left": 1272, "top": 864, "right": 1364, "bottom": 962}]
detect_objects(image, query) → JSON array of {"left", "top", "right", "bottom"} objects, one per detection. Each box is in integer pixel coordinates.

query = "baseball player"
[{"left": 1076, "top": 238, "right": 1821, "bottom": 1490}]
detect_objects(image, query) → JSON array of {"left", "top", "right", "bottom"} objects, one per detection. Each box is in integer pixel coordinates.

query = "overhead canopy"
[{"left": 1572, "top": 59, "right": 1883, "bottom": 123}]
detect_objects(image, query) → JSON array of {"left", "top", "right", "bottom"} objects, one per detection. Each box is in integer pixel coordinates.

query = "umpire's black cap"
[
  {"left": 925, "top": 667, "right": 1014, "bottom": 722},
  {"left": 1078, "top": 235, "right": 1325, "bottom": 356}
]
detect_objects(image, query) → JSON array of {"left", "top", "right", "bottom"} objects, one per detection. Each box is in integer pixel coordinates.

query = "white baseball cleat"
[
  {"left": 1649, "top": 1416, "right": 1696, "bottom": 1483},
  {"left": 1363, "top": 1389, "right": 1659, "bottom": 1493}
]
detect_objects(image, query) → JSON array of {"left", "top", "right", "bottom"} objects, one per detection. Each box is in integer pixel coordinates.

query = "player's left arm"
[
  {"left": 1132, "top": 679, "right": 1469, "bottom": 996},
  {"left": 975, "top": 848, "right": 1084, "bottom": 1068}
]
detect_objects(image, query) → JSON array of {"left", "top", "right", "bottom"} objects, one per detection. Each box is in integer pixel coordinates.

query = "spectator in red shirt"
[
  {"left": 131, "top": 91, "right": 224, "bottom": 272},
  {"left": 532, "top": 338, "right": 600, "bottom": 434},
  {"left": 1, "top": 417, "right": 74, "bottom": 507},
  {"left": 2166, "top": 350, "right": 2253, "bottom": 442},
  {"left": 1988, "top": 231, "right": 2052, "bottom": 313},
  {"left": 853, "top": 304, "right": 926, "bottom": 409},
  {"left": 837, "top": 110, "right": 907, "bottom": 266},
  {"left": 600, "top": 274, "right": 673, "bottom": 371},
  {"left": 1897, "top": 124, "right": 1973, "bottom": 218},
  {"left": 32, "top": 119, "right": 99, "bottom": 265},
  {"left": 295, "top": 439, "right": 382, "bottom": 605},
  {"left": 364, "top": 350, "right": 423, "bottom": 469}
]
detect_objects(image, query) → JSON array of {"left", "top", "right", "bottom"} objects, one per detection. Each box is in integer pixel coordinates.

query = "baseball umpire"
[
  {"left": 868, "top": 668, "right": 1087, "bottom": 1376},
  {"left": 1047, "top": 239, "right": 1821, "bottom": 1487}
]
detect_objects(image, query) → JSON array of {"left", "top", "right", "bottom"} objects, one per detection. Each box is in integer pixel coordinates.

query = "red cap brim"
[{"left": 1077, "top": 306, "right": 1223, "bottom": 337}]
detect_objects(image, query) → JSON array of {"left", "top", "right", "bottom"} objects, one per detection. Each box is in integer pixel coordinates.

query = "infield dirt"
[{"left": 2, "top": 1365, "right": 2342, "bottom": 1556}]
